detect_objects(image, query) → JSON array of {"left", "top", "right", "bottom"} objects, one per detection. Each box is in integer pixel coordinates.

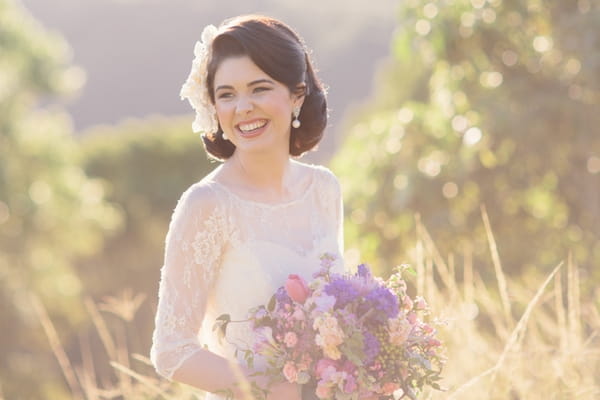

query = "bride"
[{"left": 151, "top": 15, "right": 345, "bottom": 399}]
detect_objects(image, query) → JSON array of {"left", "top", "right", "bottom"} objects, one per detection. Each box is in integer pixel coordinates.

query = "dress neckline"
[{"left": 208, "top": 164, "right": 317, "bottom": 209}]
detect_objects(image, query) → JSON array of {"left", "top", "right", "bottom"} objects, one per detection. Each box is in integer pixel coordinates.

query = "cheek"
[
  {"left": 264, "top": 98, "right": 294, "bottom": 122},
  {"left": 215, "top": 103, "right": 233, "bottom": 121}
]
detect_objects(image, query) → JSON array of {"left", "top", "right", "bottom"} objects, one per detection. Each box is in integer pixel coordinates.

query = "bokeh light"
[{"left": 463, "top": 127, "right": 482, "bottom": 146}]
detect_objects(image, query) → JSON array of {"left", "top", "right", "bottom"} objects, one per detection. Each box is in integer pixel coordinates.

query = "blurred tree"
[
  {"left": 0, "top": 0, "right": 119, "bottom": 398},
  {"left": 333, "top": 0, "right": 600, "bottom": 282}
]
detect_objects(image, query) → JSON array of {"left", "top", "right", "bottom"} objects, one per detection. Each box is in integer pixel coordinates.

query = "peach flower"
[{"left": 282, "top": 361, "right": 298, "bottom": 383}]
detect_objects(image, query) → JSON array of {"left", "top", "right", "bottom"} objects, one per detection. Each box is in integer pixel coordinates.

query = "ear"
[{"left": 292, "top": 83, "right": 307, "bottom": 108}]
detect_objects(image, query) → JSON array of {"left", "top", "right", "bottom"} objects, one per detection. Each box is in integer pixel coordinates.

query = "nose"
[{"left": 235, "top": 94, "right": 253, "bottom": 114}]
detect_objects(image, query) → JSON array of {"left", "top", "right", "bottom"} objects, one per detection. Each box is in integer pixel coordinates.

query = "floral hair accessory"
[{"left": 180, "top": 24, "right": 219, "bottom": 135}]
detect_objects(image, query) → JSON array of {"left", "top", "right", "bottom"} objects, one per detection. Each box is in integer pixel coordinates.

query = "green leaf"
[{"left": 267, "top": 294, "right": 277, "bottom": 312}]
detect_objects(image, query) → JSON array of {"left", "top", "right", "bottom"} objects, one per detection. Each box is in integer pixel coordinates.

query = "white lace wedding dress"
[{"left": 150, "top": 163, "right": 345, "bottom": 399}]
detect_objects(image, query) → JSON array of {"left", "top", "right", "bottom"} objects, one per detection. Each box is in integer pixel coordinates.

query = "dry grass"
[
  {"left": 417, "top": 212, "right": 600, "bottom": 400},
  {"left": 33, "top": 213, "right": 600, "bottom": 399}
]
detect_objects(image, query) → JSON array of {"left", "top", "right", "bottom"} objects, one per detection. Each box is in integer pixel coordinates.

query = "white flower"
[{"left": 180, "top": 24, "right": 219, "bottom": 134}]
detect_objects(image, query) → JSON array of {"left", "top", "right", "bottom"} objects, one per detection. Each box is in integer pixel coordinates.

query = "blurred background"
[{"left": 1, "top": 0, "right": 599, "bottom": 399}]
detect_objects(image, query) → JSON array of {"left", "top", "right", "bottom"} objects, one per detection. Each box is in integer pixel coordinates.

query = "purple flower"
[
  {"left": 359, "top": 286, "right": 399, "bottom": 322},
  {"left": 357, "top": 264, "right": 371, "bottom": 278},
  {"left": 325, "top": 278, "right": 360, "bottom": 309},
  {"left": 313, "top": 253, "right": 338, "bottom": 279},
  {"left": 363, "top": 330, "right": 380, "bottom": 364},
  {"left": 319, "top": 253, "right": 337, "bottom": 268},
  {"left": 275, "top": 287, "right": 292, "bottom": 311}
]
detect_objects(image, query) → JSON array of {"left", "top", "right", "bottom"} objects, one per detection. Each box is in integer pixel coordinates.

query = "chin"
[{"left": 235, "top": 137, "right": 289, "bottom": 155}]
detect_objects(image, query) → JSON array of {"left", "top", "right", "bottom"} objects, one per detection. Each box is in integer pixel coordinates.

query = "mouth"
[{"left": 237, "top": 119, "right": 268, "bottom": 136}]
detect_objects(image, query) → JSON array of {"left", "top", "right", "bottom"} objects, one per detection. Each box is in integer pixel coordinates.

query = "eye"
[
  {"left": 253, "top": 86, "right": 271, "bottom": 93},
  {"left": 217, "top": 92, "right": 234, "bottom": 100}
]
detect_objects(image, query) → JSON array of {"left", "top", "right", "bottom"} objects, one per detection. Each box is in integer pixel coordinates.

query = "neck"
[{"left": 229, "top": 151, "right": 293, "bottom": 196}]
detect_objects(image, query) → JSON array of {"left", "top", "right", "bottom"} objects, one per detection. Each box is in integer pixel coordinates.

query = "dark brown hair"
[{"left": 201, "top": 15, "right": 328, "bottom": 160}]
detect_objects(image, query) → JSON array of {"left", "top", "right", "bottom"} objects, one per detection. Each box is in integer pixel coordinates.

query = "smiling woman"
[
  {"left": 150, "top": 14, "right": 344, "bottom": 400},
  {"left": 203, "top": 15, "right": 328, "bottom": 160}
]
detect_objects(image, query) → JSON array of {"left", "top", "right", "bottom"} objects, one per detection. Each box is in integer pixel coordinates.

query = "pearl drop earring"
[{"left": 292, "top": 108, "right": 301, "bottom": 129}]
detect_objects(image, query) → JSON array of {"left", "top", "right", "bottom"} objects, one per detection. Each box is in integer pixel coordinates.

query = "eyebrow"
[{"left": 215, "top": 79, "right": 275, "bottom": 92}]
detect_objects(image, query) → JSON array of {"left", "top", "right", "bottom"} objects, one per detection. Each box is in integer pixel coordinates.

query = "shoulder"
[
  {"left": 173, "top": 179, "right": 223, "bottom": 219},
  {"left": 295, "top": 161, "right": 341, "bottom": 188}
]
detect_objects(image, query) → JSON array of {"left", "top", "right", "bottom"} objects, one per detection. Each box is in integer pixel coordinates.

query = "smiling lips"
[{"left": 237, "top": 119, "right": 268, "bottom": 137}]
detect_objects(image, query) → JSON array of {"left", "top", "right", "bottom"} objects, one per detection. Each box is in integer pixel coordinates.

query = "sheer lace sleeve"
[
  {"left": 150, "top": 183, "right": 226, "bottom": 379},
  {"left": 330, "top": 169, "right": 344, "bottom": 255},
  {"left": 315, "top": 166, "right": 344, "bottom": 255}
]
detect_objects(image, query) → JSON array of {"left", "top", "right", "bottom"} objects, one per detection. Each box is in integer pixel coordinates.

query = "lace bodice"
[{"left": 150, "top": 163, "right": 344, "bottom": 395}]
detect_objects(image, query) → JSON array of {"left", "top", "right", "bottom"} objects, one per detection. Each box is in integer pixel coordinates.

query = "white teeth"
[{"left": 239, "top": 120, "right": 267, "bottom": 132}]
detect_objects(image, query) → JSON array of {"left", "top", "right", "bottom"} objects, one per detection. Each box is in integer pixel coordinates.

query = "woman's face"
[{"left": 213, "top": 55, "right": 302, "bottom": 156}]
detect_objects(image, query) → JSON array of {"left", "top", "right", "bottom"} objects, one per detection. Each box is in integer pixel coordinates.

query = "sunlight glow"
[
  {"left": 442, "top": 182, "right": 459, "bottom": 198},
  {"left": 462, "top": 302, "right": 479, "bottom": 320},
  {"left": 397, "top": 107, "right": 414, "bottom": 124},
  {"left": 418, "top": 157, "right": 442, "bottom": 177},
  {"left": 461, "top": 12, "right": 476, "bottom": 27},
  {"left": 480, "top": 71, "right": 503, "bottom": 88},
  {"left": 471, "top": 0, "right": 486, "bottom": 9},
  {"left": 415, "top": 19, "right": 432, "bottom": 36},
  {"left": 385, "top": 136, "right": 403, "bottom": 154},
  {"left": 463, "top": 127, "right": 482, "bottom": 146},
  {"left": 587, "top": 156, "right": 600, "bottom": 174},
  {"left": 452, "top": 115, "right": 469, "bottom": 132},
  {"left": 29, "top": 180, "right": 52, "bottom": 205},
  {"left": 565, "top": 58, "right": 582, "bottom": 76},
  {"left": 394, "top": 174, "right": 408, "bottom": 190},
  {"left": 533, "top": 36, "right": 553, "bottom": 53},
  {"left": 482, "top": 8, "right": 497, "bottom": 23},
  {"left": 423, "top": 3, "right": 439, "bottom": 19},
  {"left": 502, "top": 50, "right": 519, "bottom": 67}
]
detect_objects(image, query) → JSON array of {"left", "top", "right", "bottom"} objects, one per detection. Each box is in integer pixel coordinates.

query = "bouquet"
[{"left": 215, "top": 254, "right": 445, "bottom": 399}]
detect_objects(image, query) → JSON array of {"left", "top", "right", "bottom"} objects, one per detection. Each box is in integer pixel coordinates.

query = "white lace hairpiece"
[{"left": 180, "top": 25, "right": 219, "bottom": 134}]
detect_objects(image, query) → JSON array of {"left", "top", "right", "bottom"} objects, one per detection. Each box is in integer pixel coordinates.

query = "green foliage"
[
  {"left": 0, "top": 1, "right": 118, "bottom": 398},
  {"left": 79, "top": 118, "right": 214, "bottom": 294},
  {"left": 333, "top": 0, "right": 600, "bottom": 280}
]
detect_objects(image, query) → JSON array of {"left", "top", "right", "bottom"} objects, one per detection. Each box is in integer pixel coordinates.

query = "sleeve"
[
  {"left": 332, "top": 172, "right": 344, "bottom": 256},
  {"left": 317, "top": 166, "right": 345, "bottom": 256},
  {"left": 150, "top": 185, "right": 226, "bottom": 379}
]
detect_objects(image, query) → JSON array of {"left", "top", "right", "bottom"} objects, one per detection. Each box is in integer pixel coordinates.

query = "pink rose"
[
  {"left": 407, "top": 311, "right": 417, "bottom": 325},
  {"left": 284, "top": 331, "right": 298, "bottom": 348},
  {"left": 285, "top": 274, "right": 310, "bottom": 304},
  {"left": 422, "top": 323, "right": 434, "bottom": 334},
  {"left": 414, "top": 296, "right": 428, "bottom": 310},
  {"left": 283, "top": 361, "right": 298, "bottom": 383}
]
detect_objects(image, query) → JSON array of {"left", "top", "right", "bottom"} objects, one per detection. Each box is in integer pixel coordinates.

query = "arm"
[
  {"left": 333, "top": 172, "right": 344, "bottom": 256},
  {"left": 151, "top": 185, "right": 300, "bottom": 399},
  {"left": 174, "top": 352, "right": 301, "bottom": 399}
]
